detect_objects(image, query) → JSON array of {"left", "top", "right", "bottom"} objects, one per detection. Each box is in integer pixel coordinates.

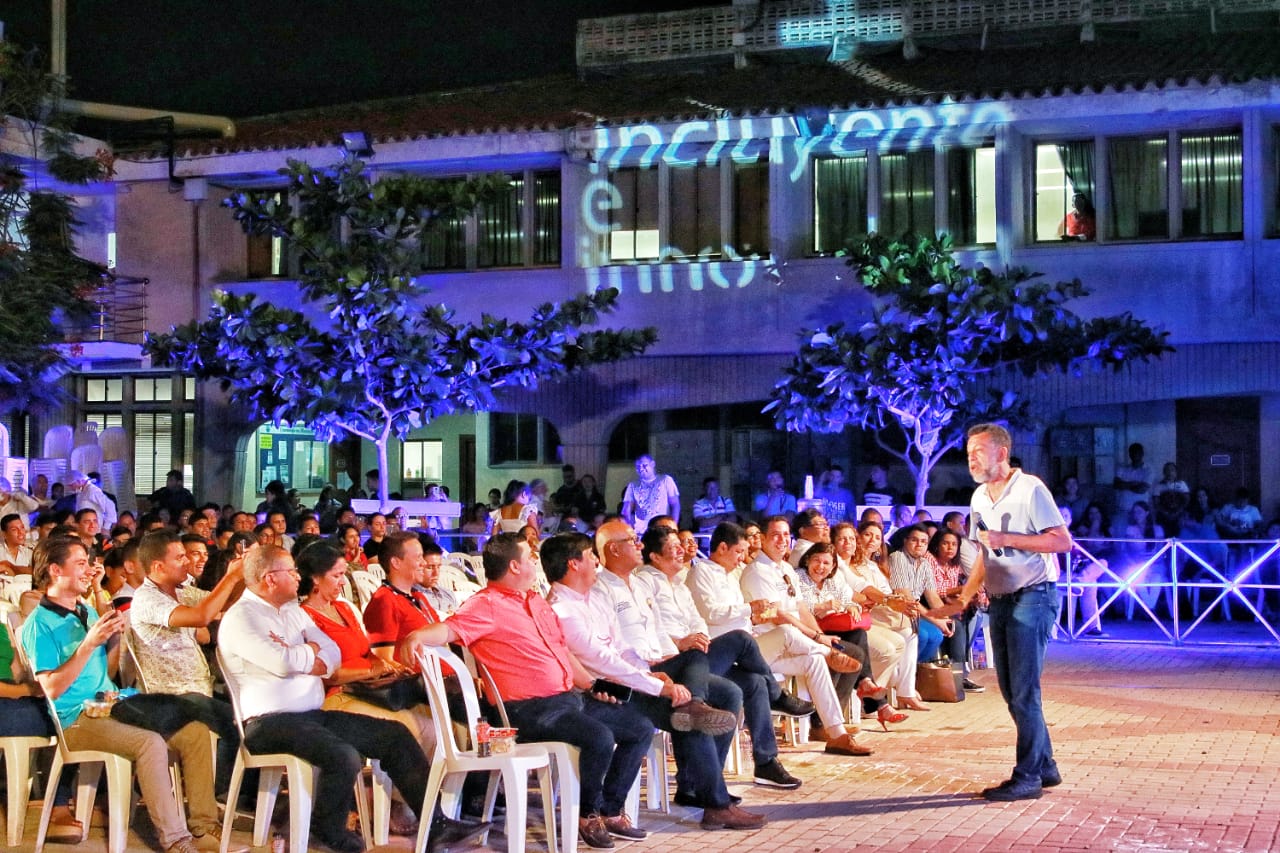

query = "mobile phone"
[{"left": 590, "top": 678, "right": 634, "bottom": 703}]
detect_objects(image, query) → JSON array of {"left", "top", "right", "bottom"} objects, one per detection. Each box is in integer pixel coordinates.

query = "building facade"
[{"left": 25, "top": 4, "right": 1280, "bottom": 523}]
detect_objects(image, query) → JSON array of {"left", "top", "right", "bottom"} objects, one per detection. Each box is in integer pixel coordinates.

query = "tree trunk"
[{"left": 376, "top": 435, "right": 391, "bottom": 509}]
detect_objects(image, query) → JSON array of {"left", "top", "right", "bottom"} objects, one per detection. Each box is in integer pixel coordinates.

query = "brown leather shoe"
[
  {"left": 826, "top": 650, "right": 862, "bottom": 673},
  {"left": 671, "top": 699, "right": 738, "bottom": 736},
  {"left": 579, "top": 814, "right": 615, "bottom": 848},
  {"left": 824, "top": 733, "right": 874, "bottom": 756},
  {"left": 701, "top": 804, "right": 768, "bottom": 830}
]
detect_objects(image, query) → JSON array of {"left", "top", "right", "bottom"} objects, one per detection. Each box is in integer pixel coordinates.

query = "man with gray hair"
[
  {"left": 0, "top": 476, "right": 41, "bottom": 521},
  {"left": 219, "top": 545, "right": 481, "bottom": 853},
  {"left": 956, "top": 423, "right": 1071, "bottom": 802},
  {"left": 66, "top": 470, "right": 117, "bottom": 531}
]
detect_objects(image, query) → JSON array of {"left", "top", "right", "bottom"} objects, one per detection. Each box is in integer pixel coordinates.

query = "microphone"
[{"left": 975, "top": 514, "right": 1003, "bottom": 557}]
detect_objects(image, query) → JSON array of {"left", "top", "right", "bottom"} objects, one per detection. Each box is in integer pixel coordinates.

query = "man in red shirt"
[
  {"left": 363, "top": 531, "right": 441, "bottom": 662},
  {"left": 405, "top": 533, "right": 652, "bottom": 849}
]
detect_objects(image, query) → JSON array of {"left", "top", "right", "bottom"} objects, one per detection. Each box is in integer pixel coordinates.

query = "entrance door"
[{"left": 1176, "top": 397, "right": 1259, "bottom": 504}]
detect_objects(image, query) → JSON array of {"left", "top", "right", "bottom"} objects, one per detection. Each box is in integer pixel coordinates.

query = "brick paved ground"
[{"left": 28, "top": 637, "right": 1280, "bottom": 852}]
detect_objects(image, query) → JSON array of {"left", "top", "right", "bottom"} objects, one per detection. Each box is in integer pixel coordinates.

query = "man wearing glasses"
[
  {"left": 740, "top": 516, "right": 874, "bottom": 756},
  {"left": 219, "top": 546, "right": 473, "bottom": 853}
]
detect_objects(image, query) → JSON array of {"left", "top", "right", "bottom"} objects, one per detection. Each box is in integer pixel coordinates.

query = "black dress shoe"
[
  {"left": 316, "top": 829, "right": 365, "bottom": 853},
  {"left": 1042, "top": 768, "right": 1062, "bottom": 788},
  {"left": 674, "top": 791, "right": 742, "bottom": 808},
  {"left": 770, "top": 692, "right": 816, "bottom": 718},
  {"left": 981, "top": 779, "right": 1043, "bottom": 801},
  {"left": 427, "top": 815, "right": 491, "bottom": 851}
]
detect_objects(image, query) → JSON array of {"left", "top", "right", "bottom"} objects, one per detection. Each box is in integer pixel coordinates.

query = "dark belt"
[{"left": 989, "top": 580, "right": 1055, "bottom": 600}]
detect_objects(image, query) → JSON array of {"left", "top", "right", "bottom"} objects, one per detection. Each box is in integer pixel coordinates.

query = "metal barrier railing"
[{"left": 1060, "top": 537, "right": 1280, "bottom": 646}]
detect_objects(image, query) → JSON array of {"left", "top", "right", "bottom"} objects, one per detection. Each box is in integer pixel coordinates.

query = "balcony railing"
[
  {"left": 62, "top": 272, "right": 149, "bottom": 345},
  {"left": 1057, "top": 537, "right": 1280, "bottom": 647}
]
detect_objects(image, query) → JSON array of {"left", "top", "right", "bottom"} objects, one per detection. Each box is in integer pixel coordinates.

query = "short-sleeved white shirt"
[{"left": 969, "top": 469, "right": 1065, "bottom": 596}]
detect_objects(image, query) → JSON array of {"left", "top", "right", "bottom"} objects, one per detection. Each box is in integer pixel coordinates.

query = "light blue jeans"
[{"left": 988, "top": 581, "right": 1059, "bottom": 784}]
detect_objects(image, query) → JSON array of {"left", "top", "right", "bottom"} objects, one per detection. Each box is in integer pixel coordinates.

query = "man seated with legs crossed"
[
  {"left": 544, "top": 527, "right": 767, "bottom": 831},
  {"left": 634, "top": 523, "right": 806, "bottom": 792},
  {"left": 691, "top": 519, "right": 873, "bottom": 756},
  {"left": 404, "top": 532, "right": 654, "bottom": 850},
  {"left": 218, "top": 545, "right": 482, "bottom": 853},
  {"left": 21, "top": 536, "right": 218, "bottom": 853}
]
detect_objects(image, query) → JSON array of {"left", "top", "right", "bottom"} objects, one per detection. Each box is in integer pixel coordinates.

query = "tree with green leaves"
[
  {"left": 0, "top": 42, "right": 111, "bottom": 412},
  {"left": 145, "top": 154, "right": 657, "bottom": 505},
  {"left": 767, "top": 233, "right": 1173, "bottom": 507}
]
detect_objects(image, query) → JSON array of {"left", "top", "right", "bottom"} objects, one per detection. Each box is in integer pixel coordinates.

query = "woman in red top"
[
  {"left": 926, "top": 529, "right": 985, "bottom": 692},
  {"left": 297, "top": 543, "right": 434, "bottom": 756},
  {"left": 337, "top": 524, "right": 370, "bottom": 571}
]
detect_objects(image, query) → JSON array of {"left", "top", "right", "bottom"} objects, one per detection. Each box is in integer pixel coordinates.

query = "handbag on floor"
[{"left": 915, "top": 661, "right": 965, "bottom": 703}]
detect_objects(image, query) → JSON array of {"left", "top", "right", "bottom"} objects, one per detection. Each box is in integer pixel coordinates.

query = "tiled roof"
[{"left": 174, "top": 30, "right": 1280, "bottom": 158}]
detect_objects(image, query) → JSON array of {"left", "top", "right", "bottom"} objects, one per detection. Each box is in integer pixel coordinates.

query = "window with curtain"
[
  {"left": 477, "top": 174, "right": 522, "bottom": 268},
  {"left": 532, "top": 170, "right": 562, "bottom": 265},
  {"left": 1109, "top": 136, "right": 1168, "bottom": 239},
  {"left": 135, "top": 412, "right": 174, "bottom": 495},
  {"left": 1034, "top": 141, "right": 1095, "bottom": 242},
  {"left": 813, "top": 156, "right": 868, "bottom": 253},
  {"left": 1180, "top": 130, "right": 1242, "bottom": 237},
  {"left": 733, "top": 160, "right": 769, "bottom": 258},
  {"left": 946, "top": 146, "right": 996, "bottom": 245},
  {"left": 423, "top": 178, "right": 467, "bottom": 270},
  {"left": 669, "top": 163, "right": 722, "bottom": 258},
  {"left": 879, "top": 150, "right": 934, "bottom": 238},
  {"left": 608, "top": 168, "right": 661, "bottom": 261}
]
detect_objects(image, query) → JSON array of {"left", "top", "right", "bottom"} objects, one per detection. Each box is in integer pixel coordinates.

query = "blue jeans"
[
  {"left": 504, "top": 692, "right": 651, "bottom": 817},
  {"left": 702, "top": 630, "right": 781, "bottom": 765},
  {"left": 917, "top": 617, "right": 944, "bottom": 662},
  {"left": 988, "top": 582, "right": 1059, "bottom": 784}
]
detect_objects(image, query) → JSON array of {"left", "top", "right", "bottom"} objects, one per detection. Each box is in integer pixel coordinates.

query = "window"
[
  {"left": 80, "top": 374, "right": 195, "bottom": 498},
  {"left": 423, "top": 179, "right": 467, "bottom": 270},
  {"left": 1109, "top": 136, "right": 1169, "bottom": 239},
  {"left": 489, "top": 413, "right": 561, "bottom": 465},
  {"left": 607, "top": 413, "right": 650, "bottom": 463},
  {"left": 253, "top": 424, "right": 329, "bottom": 492},
  {"left": 878, "top": 150, "right": 934, "bottom": 238},
  {"left": 813, "top": 156, "right": 868, "bottom": 253},
  {"left": 134, "top": 412, "right": 174, "bottom": 496},
  {"left": 86, "top": 377, "right": 123, "bottom": 403},
  {"left": 1180, "top": 130, "right": 1242, "bottom": 237},
  {"left": 731, "top": 160, "right": 769, "bottom": 259},
  {"left": 1035, "top": 141, "right": 1095, "bottom": 242},
  {"left": 246, "top": 191, "right": 291, "bottom": 278},
  {"left": 402, "top": 439, "right": 444, "bottom": 482},
  {"left": 608, "top": 168, "right": 661, "bottom": 262},
  {"left": 603, "top": 157, "right": 769, "bottom": 264},
  {"left": 477, "top": 170, "right": 563, "bottom": 268},
  {"left": 947, "top": 146, "right": 997, "bottom": 245}
]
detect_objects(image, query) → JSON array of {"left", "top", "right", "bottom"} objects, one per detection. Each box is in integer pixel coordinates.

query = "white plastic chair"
[
  {"left": 215, "top": 649, "right": 391, "bottom": 853},
  {"left": 7, "top": 609, "right": 140, "bottom": 853},
  {"left": 0, "top": 607, "right": 56, "bottom": 847},
  {"left": 416, "top": 646, "right": 555, "bottom": 853},
  {"left": 474, "top": 659, "right": 579, "bottom": 853},
  {"left": 347, "top": 570, "right": 381, "bottom": 612}
]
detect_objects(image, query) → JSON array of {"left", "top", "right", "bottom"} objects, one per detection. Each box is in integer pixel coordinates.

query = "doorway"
[
  {"left": 458, "top": 434, "right": 476, "bottom": 507},
  {"left": 1176, "top": 396, "right": 1259, "bottom": 505}
]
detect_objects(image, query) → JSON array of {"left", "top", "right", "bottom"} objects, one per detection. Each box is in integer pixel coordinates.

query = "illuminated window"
[
  {"left": 134, "top": 377, "right": 172, "bottom": 402},
  {"left": 879, "top": 150, "right": 935, "bottom": 238},
  {"left": 813, "top": 156, "right": 868, "bottom": 254},
  {"left": 604, "top": 158, "right": 768, "bottom": 264},
  {"left": 532, "top": 171, "right": 562, "bottom": 265},
  {"left": 135, "top": 412, "right": 174, "bottom": 495},
  {"left": 608, "top": 168, "right": 661, "bottom": 261},
  {"left": 946, "top": 146, "right": 996, "bottom": 245},
  {"left": 83, "top": 413, "right": 124, "bottom": 433},
  {"left": 489, "top": 413, "right": 560, "bottom": 465},
  {"left": 86, "top": 377, "right": 123, "bottom": 403},
  {"left": 252, "top": 424, "right": 329, "bottom": 492},
  {"left": 1034, "top": 141, "right": 1095, "bottom": 242},
  {"left": 402, "top": 439, "right": 444, "bottom": 482},
  {"left": 1180, "top": 130, "right": 1242, "bottom": 237}
]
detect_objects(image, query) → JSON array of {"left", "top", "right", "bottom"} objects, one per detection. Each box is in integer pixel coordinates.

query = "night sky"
[{"left": 1, "top": 1, "right": 709, "bottom": 117}]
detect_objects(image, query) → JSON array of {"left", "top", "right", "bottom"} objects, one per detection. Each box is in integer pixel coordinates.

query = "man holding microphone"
[{"left": 955, "top": 423, "right": 1072, "bottom": 802}]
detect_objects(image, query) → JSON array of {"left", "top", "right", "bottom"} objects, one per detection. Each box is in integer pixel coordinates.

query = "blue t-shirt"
[{"left": 22, "top": 599, "right": 116, "bottom": 728}]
